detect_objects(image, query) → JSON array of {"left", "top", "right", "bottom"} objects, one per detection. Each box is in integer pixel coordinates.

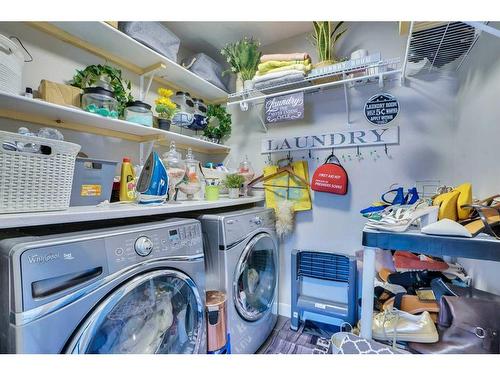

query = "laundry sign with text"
[
  {"left": 261, "top": 126, "right": 399, "bottom": 153},
  {"left": 264, "top": 92, "right": 304, "bottom": 124},
  {"left": 364, "top": 93, "right": 400, "bottom": 125}
]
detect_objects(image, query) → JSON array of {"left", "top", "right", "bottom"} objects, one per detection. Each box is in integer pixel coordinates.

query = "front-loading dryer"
[
  {"left": 197, "top": 207, "right": 279, "bottom": 354},
  {"left": 0, "top": 218, "right": 206, "bottom": 354}
]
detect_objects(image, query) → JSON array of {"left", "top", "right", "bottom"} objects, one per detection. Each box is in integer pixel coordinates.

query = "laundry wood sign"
[
  {"left": 261, "top": 126, "right": 399, "bottom": 154},
  {"left": 264, "top": 92, "right": 304, "bottom": 124}
]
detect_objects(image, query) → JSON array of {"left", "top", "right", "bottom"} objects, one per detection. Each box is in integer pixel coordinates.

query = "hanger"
[{"left": 249, "top": 157, "right": 310, "bottom": 189}]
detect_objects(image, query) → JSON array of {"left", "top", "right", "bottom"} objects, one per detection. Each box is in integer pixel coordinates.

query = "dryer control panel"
[
  {"left": 105, "top": 221, "right": 203, "bottom": 274},
  {"left": 222, "top": 209, "right": 276, "bottom": 246}
]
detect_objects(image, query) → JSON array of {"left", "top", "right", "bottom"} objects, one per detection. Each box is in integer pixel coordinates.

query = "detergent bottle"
[{"left": 119, "top": 157, "right": 136, "bottom": 202}]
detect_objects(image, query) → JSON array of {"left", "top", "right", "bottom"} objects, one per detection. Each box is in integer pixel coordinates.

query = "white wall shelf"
[
  {"left": 227, "top": 58, "right": 401, "bottom": 108},
  {"left": 0, "top": 91, "right": 231, "bottom": 154},
  {"left": 28, "top": 22, "right": 228, "bottom": 104},
  {"left": 0, "top": 196, "right": 264, "bottom": 229}
]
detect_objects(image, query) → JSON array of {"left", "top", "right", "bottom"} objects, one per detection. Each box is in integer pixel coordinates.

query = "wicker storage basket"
[{"left": 0, "top": 130, "right": 81, "bottom": 213}]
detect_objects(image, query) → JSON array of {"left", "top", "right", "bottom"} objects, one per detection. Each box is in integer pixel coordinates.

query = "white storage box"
[{"left": 0, "top": 130, "right": 81, "bottom": 213}]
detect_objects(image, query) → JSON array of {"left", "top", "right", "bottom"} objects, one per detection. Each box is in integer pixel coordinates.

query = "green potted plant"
[
  {"left": 310, "top": 21, "right": 347, "bottom": 69},
  {"left": 71, "top": 64, "right": 133, "bottom": 117},
  {"left": 223, "top": 173, "right": 245, "bottom": 199},
  {"left": 203, "top": 104, "right": 232, "bottom": 143},
  {"left": 154, "top": 87, "right": 178, "bottom": 131},
  {"left": 220, "top": 37, "right": 261, "bottom": 92}
]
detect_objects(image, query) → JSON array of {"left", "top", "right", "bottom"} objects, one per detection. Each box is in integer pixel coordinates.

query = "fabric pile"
[{"left": 253, "top": 52, "right": 312, "bottom": 90}]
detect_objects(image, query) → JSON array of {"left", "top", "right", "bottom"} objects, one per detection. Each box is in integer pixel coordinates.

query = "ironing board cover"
[{"left": 263, "top": 160, "right": 312, "bottom": 212}]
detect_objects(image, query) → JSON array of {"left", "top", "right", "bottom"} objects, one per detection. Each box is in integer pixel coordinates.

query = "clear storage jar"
[
  {"left": 81, "top": 87, "right": 119, "bottom": 118},
  {"left": 178, "top": 148, "right": 202, "bottom": 200},
  {"left": 125, "top": 101, "right": 153, "bottom": 127}
]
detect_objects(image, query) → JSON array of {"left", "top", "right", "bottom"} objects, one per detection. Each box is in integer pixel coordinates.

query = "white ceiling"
[{"left": 165, "top": 22, "right": 312, "bottom": 59}]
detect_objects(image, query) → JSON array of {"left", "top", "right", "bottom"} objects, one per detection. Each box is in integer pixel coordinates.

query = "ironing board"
[{"left": 359, "top": 228, "right": 500, "bottom": 339}]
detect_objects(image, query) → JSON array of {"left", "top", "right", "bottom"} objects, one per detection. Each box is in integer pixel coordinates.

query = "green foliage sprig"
[
  {"left": 310, "top": 21, "right": 347, "bottom": 63},
  {"left": 224, "top": 173, "right": 245, "bottom": 189},
  {"left": 71, "top": 64, "right": 133, "bottom": 116},
  {"left": 203, "top": 104, "right": 232, "bottom": 141},
  {"left": 220, "top": 37, "right": 261, "bottom": 81}
]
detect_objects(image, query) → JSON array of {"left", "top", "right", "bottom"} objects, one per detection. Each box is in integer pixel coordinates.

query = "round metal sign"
[{"left": 364, "top": 93, "right": 399, "bottom": 125}]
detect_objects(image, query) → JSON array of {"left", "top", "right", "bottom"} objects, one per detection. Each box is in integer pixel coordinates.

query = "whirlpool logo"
[{"left": 27, "top": 252, "right": 60, "bottom": 264}]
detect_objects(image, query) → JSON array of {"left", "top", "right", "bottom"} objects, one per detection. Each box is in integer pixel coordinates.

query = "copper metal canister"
[{"left": 206, "top": 290, "right": 227, "bottom": 353}]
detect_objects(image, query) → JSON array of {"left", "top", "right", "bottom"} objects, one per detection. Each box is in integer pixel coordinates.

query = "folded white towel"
[{"left": 253, "top": 69, "right": 305, "bottom": 84}]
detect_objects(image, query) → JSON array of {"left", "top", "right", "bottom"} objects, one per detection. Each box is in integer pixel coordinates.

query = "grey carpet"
[{"left": 258, "top": 318, "right": 323, "bottom": 354}]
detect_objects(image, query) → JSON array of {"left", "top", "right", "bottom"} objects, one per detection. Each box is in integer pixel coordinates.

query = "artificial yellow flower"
[
  {"left": 155, "top": 97, "right": 177, "bottom": 108},
  {"left": 157, "top": 88, "right": 174, "bottom": 98}
]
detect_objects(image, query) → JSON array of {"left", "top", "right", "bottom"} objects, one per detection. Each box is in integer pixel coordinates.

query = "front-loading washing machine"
[
  {"left": 0, "top": 218, "right": 206, "bottom": 354},
  {"left": 197, "top": 207, "right": 279, "bottom": 354}
]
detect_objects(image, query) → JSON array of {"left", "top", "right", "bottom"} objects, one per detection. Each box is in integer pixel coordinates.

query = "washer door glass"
[
  {"left": 68, "top": 270, "right": 203, "bottom": 354},
  {"left": 234, "top": 233, "right": 278, "bottom": 322}
]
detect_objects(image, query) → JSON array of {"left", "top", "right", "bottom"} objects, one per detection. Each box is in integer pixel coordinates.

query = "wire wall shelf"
[{"left": 227, "top": 58, "right": 402, "bottom": 107}]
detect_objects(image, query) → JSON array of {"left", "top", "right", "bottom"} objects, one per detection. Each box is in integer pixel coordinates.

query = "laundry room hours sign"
[{"left": 261, "top": 126, "right": 399, "bottom": 153}]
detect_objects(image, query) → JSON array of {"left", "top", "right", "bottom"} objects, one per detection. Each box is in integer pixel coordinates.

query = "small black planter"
[{"left": 158, "top": 118, "right": 171, "bottom": 131}]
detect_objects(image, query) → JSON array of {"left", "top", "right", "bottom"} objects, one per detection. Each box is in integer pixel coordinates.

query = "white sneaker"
[{"left": 372, "top": 308, "right": 439, "bottom": 344}]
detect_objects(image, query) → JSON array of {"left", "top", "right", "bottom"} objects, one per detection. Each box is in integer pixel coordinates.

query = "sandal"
[
  {"left": 382, "top": 293, "right": 440, "bottom": 322},
  {"left": 460, "top": 203, "right": 500, "bottom": 238},
  {"left": 361, "top": 187, "right": 419, "bottom": 216},
  {"left": 364, "top": 201, "right": 438, "bottom": 232}
]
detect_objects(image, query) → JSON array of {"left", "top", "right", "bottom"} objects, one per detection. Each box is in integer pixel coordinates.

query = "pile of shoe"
[
  {"left": 368, "top": 251, "right": 473, "bottom": 350},
  {"left": 362, "top": 183, "right": 500, "bottom": 240}
]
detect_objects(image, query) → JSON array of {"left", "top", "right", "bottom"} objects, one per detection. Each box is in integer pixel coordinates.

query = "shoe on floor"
[
  {"left": 372, "top": 309, "right": 439, "bottom": 344},
  {"left": 394, "top": 251, "right": 449, "bottom": 272}
]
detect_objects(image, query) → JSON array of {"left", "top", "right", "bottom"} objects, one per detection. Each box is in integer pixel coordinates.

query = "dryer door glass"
[
  {"left": 234, "top": 233, "right": 278, "bottom": 322},
  {"left": 67, "top": 270, "right": 204, "bottom": 354}
]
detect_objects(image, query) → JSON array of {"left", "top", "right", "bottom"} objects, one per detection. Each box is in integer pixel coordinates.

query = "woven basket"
[{"left": 0, "top": 130, "right": 81, "bottom": 213}]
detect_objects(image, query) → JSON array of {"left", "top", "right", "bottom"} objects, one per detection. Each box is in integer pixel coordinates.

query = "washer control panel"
[
  {"left": 134, "top": 236, "right": 154, "bottom": 256},
  {"left": 105, "top": 221, "right": 203, "bottom": 274}
]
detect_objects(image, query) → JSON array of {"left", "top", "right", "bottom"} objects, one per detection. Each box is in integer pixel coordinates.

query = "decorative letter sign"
[
  {"left": 364, "top": 93, "right": 400, "bottom": 125},
  {"left": 261, "top": 126, "right": 399, "bottom": 154},
  {"left": 264, "top": 92, "right": 304, "bottom": 124}
]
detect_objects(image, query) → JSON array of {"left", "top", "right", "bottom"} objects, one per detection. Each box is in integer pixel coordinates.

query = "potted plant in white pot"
[
  {"left": 220, "top": 37, "right": 261, "bottom": 92},
  {"left": 223, "top": 173, "right": 245, "bottom": 199}
]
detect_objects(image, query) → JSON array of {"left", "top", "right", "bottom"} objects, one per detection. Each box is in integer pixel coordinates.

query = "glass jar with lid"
[
  {"left": 161, "top": 141, "right": 186, "bottom": 203},
  {"left": 81, "top": 87, "right": 119, "bottom": 118},
  {"left": 190, "top": 98, "right": 208, "bottom": 131},
  {"left": 125, "top": 100, "right": 153, "bottom": 127},
  {"left": 238, "top": 156, "right": 255, "bottom": 197},
  {"left": 171, "top": 91, "right": 195, "bottom": 128},
  {"left": 178, "top": 148, "right": 203, "bottom": 200}
]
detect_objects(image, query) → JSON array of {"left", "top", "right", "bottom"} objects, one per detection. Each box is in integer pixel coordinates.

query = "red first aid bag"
[{"left": 311, "top": 154, "right": 348, "bottom": 195}]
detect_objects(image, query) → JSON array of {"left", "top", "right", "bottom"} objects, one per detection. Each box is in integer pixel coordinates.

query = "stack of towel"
[{"left": 253, "top": 53, "right": 311, "bottom": 90}]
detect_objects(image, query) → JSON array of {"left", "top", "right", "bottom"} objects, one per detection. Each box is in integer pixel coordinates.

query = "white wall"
[
  {"left": 453, "top": 22, "right": 500, "bottom": 295},
  {"left": 225, "top": 22, "right": 460, "bottom": 314}
]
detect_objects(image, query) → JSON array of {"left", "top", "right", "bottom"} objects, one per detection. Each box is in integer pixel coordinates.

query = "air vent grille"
[{"left": 297, "top": 251, "right": 350, "bottom": 282}]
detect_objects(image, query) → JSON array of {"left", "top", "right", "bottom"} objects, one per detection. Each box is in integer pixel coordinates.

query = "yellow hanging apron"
[{"left": 263, "top": 160, "right": 312, "bottom": 212}]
